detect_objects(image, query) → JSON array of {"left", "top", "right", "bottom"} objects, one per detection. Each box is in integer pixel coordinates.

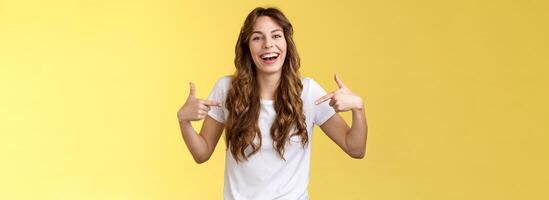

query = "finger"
[
  {"left": 329, "top": 99, "right": 336, "bottom": 107},
  {"left": 334, "top": 73, "right": 347, "bottom": 88},
  {"left": 199, "top": 104, "right": 211, "bottom": 111},
  {"left": 189, "top": 82, "right": 196, "bottom": 97},
  {"left": 315, "top": 92, "right": 334, "bottom": 105},
  {"left": 202, "top": 99, "right": 222, "bottom": 107}
]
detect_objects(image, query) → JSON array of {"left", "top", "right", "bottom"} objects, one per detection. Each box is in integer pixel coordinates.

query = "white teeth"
[{"left": 260, "top": 53, "right": 279, "bottom": 58}]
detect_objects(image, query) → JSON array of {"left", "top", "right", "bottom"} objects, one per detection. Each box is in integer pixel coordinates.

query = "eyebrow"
[{"left": 251, "top": 29, "right": 283, "bottom": 35}]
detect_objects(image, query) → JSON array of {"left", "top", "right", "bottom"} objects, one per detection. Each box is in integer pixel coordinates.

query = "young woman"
[{"left": 177, "top": 7, "right": 368, "bottom": 200}]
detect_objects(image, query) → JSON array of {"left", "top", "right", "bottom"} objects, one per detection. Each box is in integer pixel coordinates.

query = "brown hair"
[{"left": 225, "top": 7, "right": 307, "bottom": 163}]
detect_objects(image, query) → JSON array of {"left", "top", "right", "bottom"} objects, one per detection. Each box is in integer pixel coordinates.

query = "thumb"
[
  {"left": 334, "top": 73, "right": 346, "bottom": 88},
  {"left": 189, "top": 82, "right": 196, "bottom": 97}
]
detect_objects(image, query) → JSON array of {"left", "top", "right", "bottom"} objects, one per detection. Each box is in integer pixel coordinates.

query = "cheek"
[
  {"left": 249, "top": 43, "right": 260, "bottom": 57},
  {"left": 279, "top": 40, "right": 287, "bottom": 51},
  {"left": 279, "top": 42, "right": 288, "bottom": 58}
]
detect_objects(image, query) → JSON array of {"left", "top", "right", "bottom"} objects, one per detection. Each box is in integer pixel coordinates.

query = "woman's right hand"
[{"left": 177, "top": 82, "right": 221, "bottom": 122}]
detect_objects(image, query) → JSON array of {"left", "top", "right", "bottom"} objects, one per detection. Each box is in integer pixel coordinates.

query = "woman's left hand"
[{"left": 315, "top": 74, "right": 364, "bottom": 112}]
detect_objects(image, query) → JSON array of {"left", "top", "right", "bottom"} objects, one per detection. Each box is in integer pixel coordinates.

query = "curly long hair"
[{"left": 225, "top": 7, "right": 308, "bottom": 163}]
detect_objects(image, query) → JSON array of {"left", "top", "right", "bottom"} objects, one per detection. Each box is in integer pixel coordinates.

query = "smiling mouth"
[{"left": 260, "top": 52, "right": 280, "bottom": 61}]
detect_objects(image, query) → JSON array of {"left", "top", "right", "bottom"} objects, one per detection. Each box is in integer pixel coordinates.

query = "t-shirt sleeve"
[
  {"left": 206, "top": 77, "right": 228, "bottom": 124},
  {"left": 308, "top": 78, "right": 336, "bottom": 126}
]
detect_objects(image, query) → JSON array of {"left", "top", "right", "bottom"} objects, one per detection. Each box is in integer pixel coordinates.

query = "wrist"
[
  {"left": 179, "top": 120, "right": 193, "bottom": 130},
  {"left": 178, "top": 115, "right": 190, "bottom": 124},
  {"left": 353, "top": 97, "right": 364, "bottom": 110}
]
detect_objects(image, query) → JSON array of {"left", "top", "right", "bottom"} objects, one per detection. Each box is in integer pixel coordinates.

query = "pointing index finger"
[
  {"left": 202, "top": 99, "right": 222, "bottom": 107},
  {"left": 315, "top": 92, "right": 334, "bottom": 105}
]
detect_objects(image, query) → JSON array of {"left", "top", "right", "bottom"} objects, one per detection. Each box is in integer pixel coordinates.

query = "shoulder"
[
  {"left": 212, "top": 75, "right": 232, "bottom": 90},
  {"left": 301, "top": 76, "right": 330, "bottom": 101},
  {"left": 301, "top": 76, "right": 314, "bottom": 87},
  {"left": 300, "top": 76, "right": 323, "bottom": 100},
  {"left": 215, "top": 75, "right": 232, "bottom": 85},
  {"left": 301, "top": 76, "right": 322, "bottom": 91}
]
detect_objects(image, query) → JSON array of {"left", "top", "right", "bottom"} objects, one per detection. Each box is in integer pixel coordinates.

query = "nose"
[{"left": 263, "top": 38, "right": 274, "bottom": 49}]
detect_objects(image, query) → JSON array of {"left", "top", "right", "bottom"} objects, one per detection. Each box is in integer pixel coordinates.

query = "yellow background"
[{"left": 1, "top": 0, "right": 548, "bottom": 199}]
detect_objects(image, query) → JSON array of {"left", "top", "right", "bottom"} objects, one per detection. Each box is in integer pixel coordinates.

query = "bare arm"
[
  {"left": 320, "top": 108, "right": 367, "bottom": 158},
  {"left": 315, "top": 74, "right": 368, "bottom": 158},
  {"left": 177, "top": 82, "right": 225, "bottom": 164}
]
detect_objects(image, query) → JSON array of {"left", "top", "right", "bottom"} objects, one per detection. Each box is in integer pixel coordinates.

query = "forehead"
[{"left": 252, "top": 16, "right": 282, "bottom": 33}]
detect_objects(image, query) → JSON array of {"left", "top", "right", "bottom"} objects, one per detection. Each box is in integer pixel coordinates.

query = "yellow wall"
[{"left": 1, "top": 0, "right": 548, "bottom": 199}]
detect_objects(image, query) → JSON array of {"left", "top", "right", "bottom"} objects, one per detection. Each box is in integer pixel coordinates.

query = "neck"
[{"left": 256, "top": 71, "right": 281, "bottom": 100}]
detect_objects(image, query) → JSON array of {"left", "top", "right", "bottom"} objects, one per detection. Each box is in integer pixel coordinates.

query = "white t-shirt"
[{"left": 207, "top": 76, "right": 336, "bottom": 200}]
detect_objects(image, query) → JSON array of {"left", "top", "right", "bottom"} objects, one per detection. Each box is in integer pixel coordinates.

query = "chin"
[{"left": 256, "top": 64, "right": 283, "bottom": 75}]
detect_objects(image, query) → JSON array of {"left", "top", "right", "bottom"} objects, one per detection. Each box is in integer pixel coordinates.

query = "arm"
[
  {"left": 177, "top": 82, "right": 225, "bottom": 164},
  {"left": 178, "top": 116, "right": 224, "bottom": 164},
  {"left": 320, "top": 107, "right": 367, "bottom": 159},
  {"left": 315, "top": 74, "right": 368, "bottom": 159}
]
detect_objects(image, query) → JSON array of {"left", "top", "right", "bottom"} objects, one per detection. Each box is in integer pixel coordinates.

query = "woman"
[{"left": 177, "top": 7, "right": 368, "bottom": 200}]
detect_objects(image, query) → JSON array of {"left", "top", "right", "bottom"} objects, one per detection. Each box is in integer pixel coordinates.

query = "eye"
[
  {"left": 251, "top": 36, "right": 262, "bottom": 41},
  {"left": 273, "top": 34, "right": 282, "bottom": 39}
]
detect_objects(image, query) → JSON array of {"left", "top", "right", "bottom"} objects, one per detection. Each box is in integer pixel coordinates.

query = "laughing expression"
[{"left": 249, "top": 16, "right": 287, "bottom": 75}]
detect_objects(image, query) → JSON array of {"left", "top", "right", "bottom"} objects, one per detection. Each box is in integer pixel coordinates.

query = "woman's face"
[{"left": 249, "top": 16, "right": 287, "bottom": 75}]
